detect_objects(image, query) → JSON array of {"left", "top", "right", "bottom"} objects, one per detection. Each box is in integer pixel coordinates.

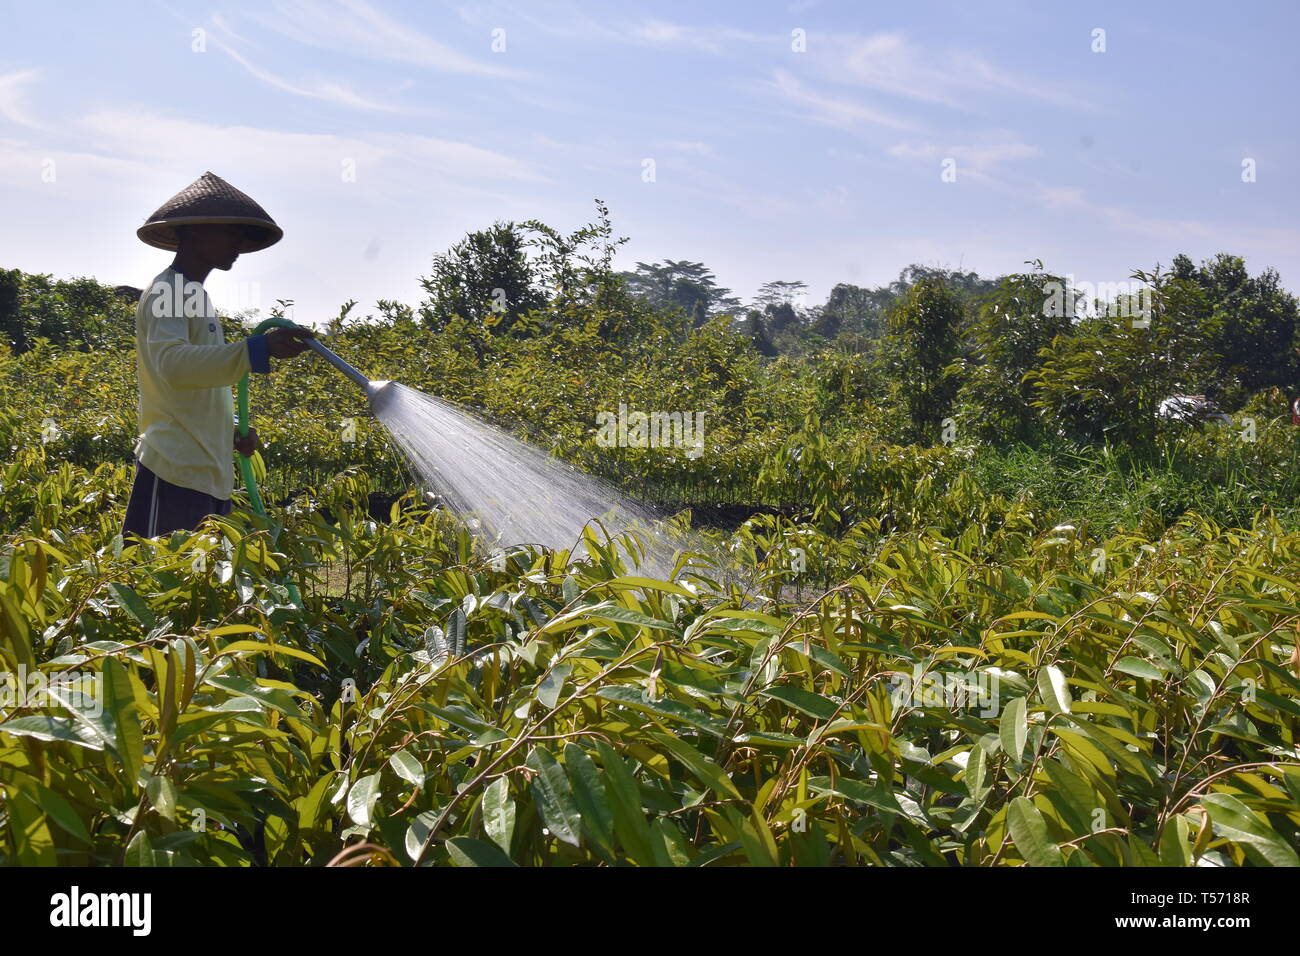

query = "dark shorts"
[{"left": 121, "top": 460, "right": 232, "bottom": 538}]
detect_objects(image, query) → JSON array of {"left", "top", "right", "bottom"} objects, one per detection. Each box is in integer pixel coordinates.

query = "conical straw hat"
[{"left": 137, "top": 171, "right": 283, "bottom": 253}]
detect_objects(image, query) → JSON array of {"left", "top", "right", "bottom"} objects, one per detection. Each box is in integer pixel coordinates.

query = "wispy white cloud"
[
  {"left": 489, "top": 1, "right": 621, "bottom": 44},
  {"left": 888, "top": 137, "right": 1040, "bottom": 181},
  {"left": 744, "top": 29, "right": 1102, "bottom": 138},
  {"left": 209, "top": 11, "right": 252, "bottom": 44},
  {"left": 246, "top": 0, "right": 519, "bottom": 78},
  {"left": 1036, "top": 184, "right": 1089, "bottom": 208},
  {"left": 1029, "top": 181, "right": 1214, "bottom": 241},
  {"left": 208, "top": 31, "right": 403, "bottom": 113},
  {"left": 760, "top": 69, "right": 920, "bottom": 132},
  {"left": 491, "top": 3, "right": 767, "bottom": 53},
  {"left": 630, "top": 19, "right": 723, "bottom": 54},
  {"left": 77, "top": 109, "right": 543, "bottom": 188},
  {"left": 0, "top": 70, "right": 43, "bottom": 129},
  {"left": 0, "top": 134, "right": 156, "bottom": 194},
  {"left": 825, "top": 31, "right": 1099, "bottom": 113},
  {"left": 658, "top": 139, "right": 715, "bottom": 157}
]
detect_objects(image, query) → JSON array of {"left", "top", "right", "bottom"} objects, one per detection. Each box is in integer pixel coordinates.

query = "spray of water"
[{"left": 370, "top": 383, "right": 681, "bottom": 576}]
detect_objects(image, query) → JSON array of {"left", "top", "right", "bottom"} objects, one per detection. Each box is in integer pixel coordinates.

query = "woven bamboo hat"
[{"left": 137, "top": 171, "right": 283, "bottom": 253}]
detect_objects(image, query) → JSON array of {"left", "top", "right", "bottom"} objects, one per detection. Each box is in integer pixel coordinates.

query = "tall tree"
[
  {"left": 0, "top": 269, "right": 133, "bottom": 353},
  {"left": 890, "top": 264, "right": 997, "bottom": 302},
  {"left": 880, "top": 278, "right": 966, "bottom": 443},
  {"left": 520, "top": 199, "right": 629, "bottom": 316},
  {"left": 816, "top": 282, "right": 894, "bottom": 343},
  {"left": 954, "top": 268, "right": 1074, "bottom": 443},
  {"left": 1027, "top": 265, "right": 1222, "bottom": 444},
  {"left": 752, "top": 280, "right": 808, "bottom": 311},
  {"left": 1170, "top": 253, "right": 1299, "bottom": 401},
  {"left": 417, "top": 222, "right": 546, "bottom": 335},
  {"left": 620, "top": 260, "right": 740, "bottom": 325}
]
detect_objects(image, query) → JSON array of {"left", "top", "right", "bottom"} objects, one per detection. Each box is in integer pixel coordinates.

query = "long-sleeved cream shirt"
[{"left": 132, "top": 268, "right": 268, "bottom": 500}]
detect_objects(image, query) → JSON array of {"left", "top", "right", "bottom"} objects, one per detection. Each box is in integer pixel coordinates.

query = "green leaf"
[
  {"left": 587, "top": 604, "right": 679, "bottom": 633},
  {"left": 29, "top": 786, "right": 88, "bottom": 850},
  {"left": 0, "top": 715, "right": 105, "bottom": 750},
  {"left": 107, "top": 582, "right": 156, "bottom": 628},
  {"left": 216, "top": 640, "right": 325, "bottom": 668},
  {"left": 124, "top": 830, "right": 156, "bottom": 867},
  {"left": 727, "top": 806, "right": 779, "bottom": 867},
  {"left": 447, "top": 607, "right": 467, "bottom": 656},
  {"left": 808, "top": 775, "right": 903, "bottom": 814},
  {"left": 44, "top": 680, "right": 117, "bottom": 753},
  {"left": 388, "top": 748, "right": 424, "bottom": 788},
  {"left": 561, "top": 576, "right": 580, "bottom": 604},
  {"left": 1200, "top": 793, "right": 1300, "bottom": 867},
  {"left": 446, "top": 836, "right": 517, "bottom": 867},
  {"left": 146, "top": 775, "right": 177, "bottom": 824},
  {"left": 347, "top": 772, "right": 381, "bottom": 828},
  {"left": 1008, "top": 797, "right": 1063, "bottom": 867},
  {"left": 999, "top": 696, "right": 1028, "bottom": 763},
  {"left": 594, "top": 741, "right": 656, "bottom": 866},
  {"left": 1041, "top": 758, "right": 1107, "bottom": 841},
  {"left": 607, "top": 576, "right": 698, "bottom": 598},
  {"left": 536, "top": 663, "right": 570, "bottom": 710},
  {"left": 1114, "top": 657, "right": 1165, "bottom": 680},
  {"left": 205, "top": 676, "right": 305, "bottom": 720},
  {"left": 481, "top": 777, "right": 516, "bottom": 854},
  {"left": 539, "top": 601, "right": 677, "bottom": 637},
  {"left": 1126, "top": 833, "right": 1163, "bottom": 867},
  {"left": 0, "top": 584, "right": 36, "bottom": 671},
  {"left": 651, "top": 817, "right": 694, "bottom": 865},
  {"left": 1253, "top": 689, "right": 1300, "bottom": 719},
  {"left": 650, "top": 732, "right": 741, "bottom": 800},
  {"left": 5, "top": 787, "right": 57, "bottom": 865},
  {"left": 423, "top": 626, "right": 449, "bottom": 660},
  {"left": 759, "top": 685, "right": 839, "bottom": 720},
  {"left": 1159, "top": 815, "right": 1192, "bottom": 866},
  {"left": 103, "top": 657, "right": 144, "bottom": 785},
  {"left": 965, "top": 744, "right": 989, "bottom": 802},
  {"left": 1037, "top": 664, "right": 1072, "bottom": 715},
  {"left": 526, "top": 746, "right": 582, "bottom": 847},
  {"left": 564, "top": 743, "right": 615, "bottom": 858},
  {"left": 596, "top": 685, "right": 727, "bottom": 736},
  {"left": 297, "top": 773, "right": 336, "bottom": 833},
  {"left": 404, "top": 810, "right": 438, "bottom": 863}
]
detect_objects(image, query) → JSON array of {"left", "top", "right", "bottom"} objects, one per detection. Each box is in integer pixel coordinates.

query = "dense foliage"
[{"left": 1, "top": 211, "right": 1299, "bottom": 866}]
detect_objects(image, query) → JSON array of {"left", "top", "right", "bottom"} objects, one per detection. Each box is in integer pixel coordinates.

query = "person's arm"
[
  {"left": 144, "top": 278, "right": 313, "bottom": 388},
  {"left": 146, "top": 304, "right": 256, "bottom": 391}
]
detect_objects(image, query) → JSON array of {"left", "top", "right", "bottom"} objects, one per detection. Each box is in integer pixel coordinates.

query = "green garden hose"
[{"left": 237, "top": 317, "right": 307, "bottom": 607}]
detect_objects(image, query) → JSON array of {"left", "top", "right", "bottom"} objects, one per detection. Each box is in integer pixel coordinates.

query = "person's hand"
[
  {"left": 234, "top": 426, "right": 259, "bottom": 457},
  {"left": 267, "top": 326, "right": 315, "bottom": 359}
]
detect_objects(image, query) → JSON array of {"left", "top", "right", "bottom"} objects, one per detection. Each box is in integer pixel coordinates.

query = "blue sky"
[{"left": 2, "top": 0, "right": 1297, "bottom": 324}]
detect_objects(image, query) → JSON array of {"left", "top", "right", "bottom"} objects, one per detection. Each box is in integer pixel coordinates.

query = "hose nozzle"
[{"left": 366, "top": 379, "right": 396, "bottom": 413}]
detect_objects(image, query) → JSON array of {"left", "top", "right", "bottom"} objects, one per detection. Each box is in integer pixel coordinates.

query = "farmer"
[{"left": 121, "top": 171, "right": 314, "bottom": 538}]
